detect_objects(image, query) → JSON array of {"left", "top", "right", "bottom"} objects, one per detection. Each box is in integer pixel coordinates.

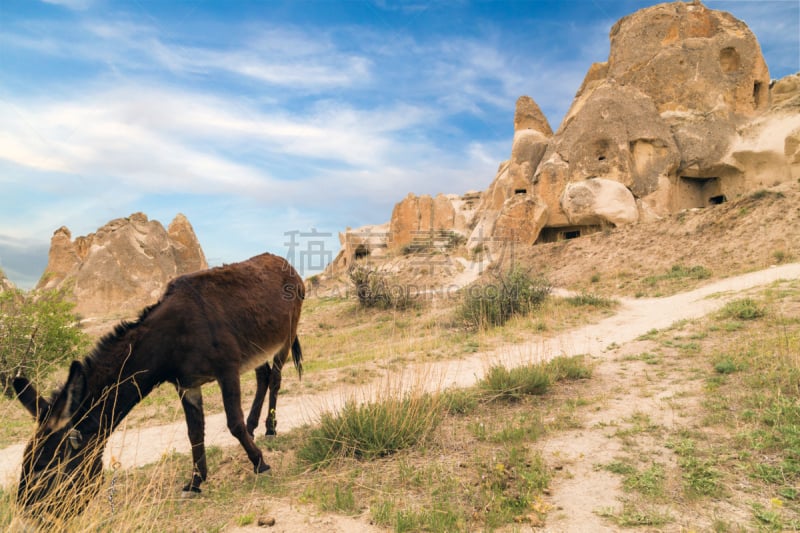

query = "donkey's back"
[{"left": 146, "top": 253, "right": 305, "bottom": 385}]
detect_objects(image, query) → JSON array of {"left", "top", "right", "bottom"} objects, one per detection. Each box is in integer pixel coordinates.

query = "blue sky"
[{"left": 1, "top": 0, "right": 798, "bottom": 289}]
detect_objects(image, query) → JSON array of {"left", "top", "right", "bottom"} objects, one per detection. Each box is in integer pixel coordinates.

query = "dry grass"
[
  {"left": 595, "top": 279, "right": 800, "bottom": 530},
  {"left": 0, "top": 357, "right": 594, "bottom": 532}
]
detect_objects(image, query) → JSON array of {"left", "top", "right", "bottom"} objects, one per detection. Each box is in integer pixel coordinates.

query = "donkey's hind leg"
[
  {"left": 246, "top": 363, "right": 270, "bottom": 436},
  {"left": 178, "top": 386, "right": 207, "bottom": 493},
  {"left": 265, "top": 346, "right": 289, "bottom": 436},
  {"left": 219, "top": 372, "right": 270, "bottom": 473}
]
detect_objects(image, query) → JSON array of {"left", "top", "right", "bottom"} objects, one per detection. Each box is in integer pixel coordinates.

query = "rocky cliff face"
[
  {"left": 326, "top": 0, "right": 800, "bottom": 273},
  {"left": 470, "top": 0, "right": 798, "bottom": 252},
  {"left": 330, "top": 192, "right": 481, "bottom": 271},
  {"left": 37, "top": 213, "right": 207, "bottom": 319}
]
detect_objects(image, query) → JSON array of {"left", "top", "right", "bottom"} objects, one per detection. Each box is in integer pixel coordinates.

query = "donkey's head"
[{"left": 13, "top": 361, "right": 104, "bottom": 516}]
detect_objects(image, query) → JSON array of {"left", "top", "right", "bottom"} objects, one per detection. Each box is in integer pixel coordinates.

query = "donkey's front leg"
[
  {"left": 218, "top": 374, "right": 269, "bottom": 473},
  {"left": 179, "top": 386, "right": 207, "bottom": 492}
]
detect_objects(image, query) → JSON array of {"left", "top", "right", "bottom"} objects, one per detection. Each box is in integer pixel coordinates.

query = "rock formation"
[
  {"left": 467, "top": 96, "right": 553, "bottom": 251},
  {"left": 324, "top": 1, "right": 800, "bottom": 275},
  {"left": 330, "top": 192, "right": 482, "bottom": 270},
  {"left": 389, "top": 193, "right": 476, "bottom": 251},
  {"left": 466, "top": 0, "right": 797, "bottom": 250},
  {"left": 0, "top": 269, "right": 15, "bottom": 293},
  {"left": 37, "top": 213, "right": 207, "bottom": 319}
]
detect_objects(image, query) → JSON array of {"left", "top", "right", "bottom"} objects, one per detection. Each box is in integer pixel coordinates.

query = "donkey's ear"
[
  {"left": 47, "top": 361, "right": 88, "bottom": 431},
  {"left": 13, "top": 377, "right": 50, "bottom": 420}
]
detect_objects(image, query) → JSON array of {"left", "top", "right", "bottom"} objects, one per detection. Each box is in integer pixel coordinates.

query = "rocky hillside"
[
  {"left": 37, "top": 213, "right": 207, "bottom": 320},
  {"left": 328, "top": 0, "right": 800, "bottom": 271}
]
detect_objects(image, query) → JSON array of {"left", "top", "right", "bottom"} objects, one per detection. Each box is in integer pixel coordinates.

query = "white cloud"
[{"left": 0, "top": 78, "right": 466, "bottom": 214}]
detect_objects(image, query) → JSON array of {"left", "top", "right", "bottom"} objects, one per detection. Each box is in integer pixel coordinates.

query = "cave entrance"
[
  {"left": 536, "top": 225, "right": 602, "bottom": 244},
  {"left": 709, "top": 195, "right": 727, "bottom": 205},
  {"left": 676, "top": 177, "right": 723, "bottom": 210},
  {"left": 354, "top": 245, "right": 370, "bottom": 260}
]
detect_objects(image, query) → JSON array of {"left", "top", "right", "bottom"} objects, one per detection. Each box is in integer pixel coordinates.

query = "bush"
[
  {"left": 479, "top": 356, "right": 592, "bottom": 402},
  {"left": 458, "top": 268, "right": 551, "bottom": 329},
  {"left": 480, "top": 364, "right": 552, "bottom": 402},
  {"left": 298, "top": 393, "right": 441, "bottom": 466},
  {"left": 0, "top": 288, "right": 89, "bottom": 396},
  {"left": 348, "top": 265, "right": 414, "bottom": 310},
  {"left": 548, "top": 354, "right": 594, "bottom": 380},
  {"left": 718, "top": 298, "right": 765, "bottom": 321}
]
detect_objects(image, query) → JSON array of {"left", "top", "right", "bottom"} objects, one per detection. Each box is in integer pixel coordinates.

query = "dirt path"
[{"left": 2, "top": 263, "right": 799, "bottom": 531}]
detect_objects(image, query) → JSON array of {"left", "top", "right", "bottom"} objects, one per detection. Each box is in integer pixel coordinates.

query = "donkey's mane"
[{"left": 83, "top": 301, "right": 161, "bottom": 372}]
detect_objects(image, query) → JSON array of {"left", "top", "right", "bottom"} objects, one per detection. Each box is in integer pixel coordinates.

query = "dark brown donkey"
[{"left": 12, "top": 252, "right": 304, "bottom": 515}]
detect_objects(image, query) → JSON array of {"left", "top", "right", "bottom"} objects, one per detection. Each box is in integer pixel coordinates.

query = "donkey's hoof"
[
  {"left": 181, "top": 486, "right": 202, "bottom": 497},
  {"left": 265, "top": 428, "right": 277, "bottom": 438},
  {"left": 255, "top": 461, "right": 271, "bottom": 474}
]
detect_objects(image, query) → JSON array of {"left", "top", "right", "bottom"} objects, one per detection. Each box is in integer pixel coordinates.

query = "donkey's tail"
[{"left": 292, "top": 337, "right": 303, "bottom": 380}]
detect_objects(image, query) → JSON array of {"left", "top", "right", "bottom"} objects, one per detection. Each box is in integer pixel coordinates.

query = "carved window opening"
[
  {"left": 354, "top": 245, "right": 370, "bottom": 260},
  {"left": 536, "top": 225, "right": 602, "bottom": 244},
  {"left": 514, "top": 188, "right": 527, "bottom": 195},
  {"left": 709, "top": 195, "right": 727, "bottom": 205},
  {"left": 719, "top": 47, "right": 740, "bottom": 73},
  {"left": 753, "top": 81, "right": 763, "bottom": 107}
]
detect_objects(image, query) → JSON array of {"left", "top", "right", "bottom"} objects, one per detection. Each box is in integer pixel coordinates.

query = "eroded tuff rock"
[
  {"left": 37, "top": 213, "right": 207, "bottom": 319},
  {"left": 467, "top": 96, "right": 553, "bottom": 252},
  {"left": 324, "top": 1, "right": 800, "bottom": 274},
  {"left": 605, "top": 0, "right": 769, "bottom": 116},
  {"left": 0, "top": 270, "right": 15, "bottom": 293},
  {"left": 479, "top": 0, "right": 795, "bottom": 245}
]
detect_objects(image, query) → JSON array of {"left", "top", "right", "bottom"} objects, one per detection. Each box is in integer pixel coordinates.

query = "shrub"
[
  {"left": 718, "top": 298, "right": 765, "bottom": 321},
  {"left": 547, "top": 355, "right": 593, "bottom": 380},
  {"left": 348, "top": 265, "right": 414, "bottom": 310},
  {"left": 0, "top": 288, "right": 89, "bottom": 396},
  {"left": 298, "top": 393, "right": 441, "bottom": 466},
  {"left": 480, "top": 364, "right": 552, "bottom": 402},
  {"left": 479, "top": 356, "right": 592, "bottom": 402},
  {"left": 458, "top": 268, "right": 551, "bottom": 329}
]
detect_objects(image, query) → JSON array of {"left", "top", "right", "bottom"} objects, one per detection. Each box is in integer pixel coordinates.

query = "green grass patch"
[
  {"left": 564, "top": 293, "right": 618, "bottom": 309},
  {"left": 598, "top": 501, "right": 672, "bottom": 527},
  {"left": 479, "top": 355, "right": 592, "bottom": 403},
  {"left": 298, "top": 392, "right": 442, "bottom": 466},
  {"left": 643, "top": 264, "right": 712, "bottom": 287},
  {"left": 717, "top": 298, "right": 766, "bottom": 321}
]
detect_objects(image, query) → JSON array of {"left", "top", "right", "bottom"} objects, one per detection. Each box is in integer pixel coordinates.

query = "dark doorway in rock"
[
  {"left": 709, "top": 195, "right": 727, "bottom": 205},
  {"left": 753, "top": 81, "right": 763, "bottom": 107},
  {"left": 536, "top": 225, "right": 602, "bottom": 244},
  {"left": 354, "top": 245, "right": 370, "bottom": 260},
  {"left": 676, "top": 176, "right": 722, "bottom": 210},
  {"left": 514, "top": 188, "right": 527, "bottom": 195}
]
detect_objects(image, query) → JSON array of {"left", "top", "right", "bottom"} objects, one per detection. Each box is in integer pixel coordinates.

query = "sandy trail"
[{"left": 2, "top": 263, "right": 798, "bottom": 491}]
